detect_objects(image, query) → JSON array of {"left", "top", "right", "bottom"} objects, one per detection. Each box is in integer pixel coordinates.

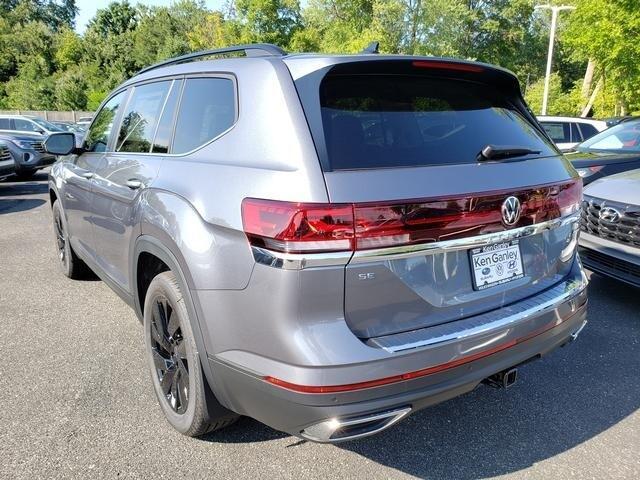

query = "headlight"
[
  {"left": 576, "top": 166, "right": 604, "bottom": 178},
  {"left": 9, "top": 139, "right": 33, "bottom": 149}
]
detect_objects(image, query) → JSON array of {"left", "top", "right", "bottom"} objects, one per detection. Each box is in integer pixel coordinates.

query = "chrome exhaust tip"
[
  {"left": 301, "top": 407, "right": 411, "bottom": 443},
  {"left": 570, "top": 320, "right": 588, "bottom": 342}
]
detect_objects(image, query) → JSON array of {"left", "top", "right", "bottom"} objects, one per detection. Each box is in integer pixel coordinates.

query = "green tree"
[
  {"left": 565, "top": 0, "right": 640, "bottom": 114},
  {"left": 53, "top": 66, "right": 88, "bottom": 109},
  {"left": 4, "top": 56, "right": 55, "bottom": 109}
]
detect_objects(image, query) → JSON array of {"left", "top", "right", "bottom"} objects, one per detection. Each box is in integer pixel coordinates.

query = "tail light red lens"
[
  {"left": 242, "top": 179, "right": 582, "bottom": 254},
  {"left": 241, "top": 199, "right": 354, "bottom": 253}
]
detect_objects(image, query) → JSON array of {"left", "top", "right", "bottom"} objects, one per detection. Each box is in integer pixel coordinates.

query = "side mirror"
[{"left": 44, "top": 132, "right": 77, "bottom": 156}]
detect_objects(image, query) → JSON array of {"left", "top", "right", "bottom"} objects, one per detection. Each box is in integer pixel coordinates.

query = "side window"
[
  {"left": 152, "top": 80, "right": 182, "bottom": 154},
  {"left": 579, "top": 123, "right": 598, "bottom": 140},
  {"left": 172, "top": 77, "right": 235, "bottom": 154},
  {"left": 570, "top": 123, "right": 582, "bottom": 142},
  {"left": 0, "top": 118, "right": 11, "bottom": 129},
  {"left": 14, "top": 119, "right": 39, "bottom": 132},
  {"left": 541, "top": 122, "right": 570, "bottom": 143},
  {"left": 85, "top": 92, "right": 126, "bottom": 153},
  {"left": 116, "top": 81, "right": 171, "bottom": 153}
]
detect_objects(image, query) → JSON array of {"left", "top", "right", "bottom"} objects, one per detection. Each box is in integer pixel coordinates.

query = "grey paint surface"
[
  {"left": 47, "top": 53, "right": 587, "bottom": 440},
  {"left": 2, "top": 173, "right": 639, "bottom": 478},
  {"left": 583, "top": 167, "right": 640, "bottom": 205}
]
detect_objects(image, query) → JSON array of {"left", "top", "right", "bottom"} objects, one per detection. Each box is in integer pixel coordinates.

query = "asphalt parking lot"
[{"left": 1, "top": 170, "right": 639, "bottom": 479}]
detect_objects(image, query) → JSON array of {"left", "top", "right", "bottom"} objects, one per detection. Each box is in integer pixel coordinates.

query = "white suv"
[{"left": 538, "top": 115, "right": 608, "bottom": 151}]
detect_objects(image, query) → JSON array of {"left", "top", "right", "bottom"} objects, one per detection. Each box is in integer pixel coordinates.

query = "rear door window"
[
  {"left": 116, "top": 81, "right": 171, "bottom": 153},
  {"left": 152, "top": 79, "right": 182, "bottom": 154},
  {"left": 14, "top": 119, "right": 40, "bottom": 133},
  {"left": 320, "top": 75, "right": 555, "bottom": 170},
  {"left": 578, "top": 123, "right": 598, "bottom": 140},
  {"left": 0, "top": 118, "right": 11, "bottom": 129},
  {"left": 541, "top": 122, "right": 570, "bottom": 143},
  {"left": 172, "top": 77, "right": 235, "bottom": 154},
  {"left": 570, "top": 123, "right": 582, "bottom": 142}
]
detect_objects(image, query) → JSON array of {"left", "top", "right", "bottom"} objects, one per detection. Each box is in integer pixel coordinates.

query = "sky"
[{"left": 74, "top": 0, "right": 224, "bottom": 33}]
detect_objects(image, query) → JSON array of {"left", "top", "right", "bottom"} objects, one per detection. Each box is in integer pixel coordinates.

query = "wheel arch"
[
  {"left": 133, "top": 235, "right": 233, "bottom": 411},
  {"left": 134, "top": 236, "right": 236, "bottom": 415}
]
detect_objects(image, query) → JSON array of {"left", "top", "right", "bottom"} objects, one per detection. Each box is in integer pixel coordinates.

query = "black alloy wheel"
[{"left": 150, "top": 295, "right": 190, "bottom": 414}]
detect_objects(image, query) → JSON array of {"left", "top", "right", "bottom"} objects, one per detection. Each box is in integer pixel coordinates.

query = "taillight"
[
  {"left": 242, "top": 179, "right": 582, "bottom": 253},
  {"left": 241, "top": 199, "right": 354, "bottom": 253},
  {"left": 557, "top": 179, "right": 582, "bottom": 217}
]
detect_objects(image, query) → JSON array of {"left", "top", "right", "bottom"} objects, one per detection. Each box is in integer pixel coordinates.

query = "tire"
[
  {"left": 143, "top": 271, "right": 238, "bottom": 436},
  {"left": 52, "top": 200, "right": 91, "bottom": 279}
]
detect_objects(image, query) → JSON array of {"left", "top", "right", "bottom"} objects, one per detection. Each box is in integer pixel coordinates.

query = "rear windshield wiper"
[{"left": 477, "top": 145, "right": 541, "bottom": 162}]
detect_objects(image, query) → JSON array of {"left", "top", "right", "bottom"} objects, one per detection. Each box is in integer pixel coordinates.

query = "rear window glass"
[{"left": 320, "top": 75, "right": 555, "bottom": 170}]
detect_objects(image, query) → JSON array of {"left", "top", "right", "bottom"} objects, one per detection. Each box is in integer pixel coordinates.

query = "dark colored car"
[
  {"left": 602, "top": 116, "right": 640, "bottom": 127},
  {"left": 0, "top": 132, "right": 56, "bottom": 179},
  {"left": 565, "top": 119, "right": 640, "bottom": 185},
  {"left": 0, "top": 141, "right": 16, "bottom": 179},
  {"left": 45, "top": 43, "right": 587, "bottom": 443},
  {"left": 580, "top": 168, "right": 640, "bottom": 287}
]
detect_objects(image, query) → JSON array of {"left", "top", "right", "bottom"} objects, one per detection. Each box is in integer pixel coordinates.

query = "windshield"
[
  {"left": 579, "top": 121, "right": 640, "bottom": 152},
  {"left": 32, "top": 118, "right": 64, "bottom": 132},
  {"left": 320, "top": 74, "right": 556, "bottom": 170}
]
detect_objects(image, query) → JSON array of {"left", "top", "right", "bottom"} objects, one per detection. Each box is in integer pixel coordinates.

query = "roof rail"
[{"left": 136, "top": 43, "right": 287, "bottom": 75}]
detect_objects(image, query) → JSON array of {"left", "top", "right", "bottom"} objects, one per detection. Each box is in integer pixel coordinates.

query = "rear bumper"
[
  {"left": 579, "top": 232, "right": 640, "bottom": 287},
  {"left": 207, "top": 261, "right": 588, "bottom": 440}
]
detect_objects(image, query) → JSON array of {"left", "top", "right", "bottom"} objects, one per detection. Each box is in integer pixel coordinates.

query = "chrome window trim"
[{"left": 251, "top": 212, "right": 581, "bottom": 270}]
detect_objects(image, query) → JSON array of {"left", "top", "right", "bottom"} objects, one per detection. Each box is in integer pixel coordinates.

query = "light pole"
[{"left": 535, "top": 4, "right": 575, "bottom": 115}]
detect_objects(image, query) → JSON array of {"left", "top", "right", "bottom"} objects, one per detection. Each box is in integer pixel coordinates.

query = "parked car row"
[{"left": 0, "top": 114, "right": 90, "bottom": 180}]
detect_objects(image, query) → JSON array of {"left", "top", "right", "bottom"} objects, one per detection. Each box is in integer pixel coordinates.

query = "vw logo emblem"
[
  {"left": 501, "top": 196, "right": 521, "bottom": 226},
  {"left": 599, "top": 207, "right": 621, "bottom": 223}
]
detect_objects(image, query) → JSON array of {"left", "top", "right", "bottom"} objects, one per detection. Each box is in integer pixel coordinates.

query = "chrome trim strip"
[
  {"left": 378, "top": 272, "right": 588, "bottom": 353},
  {"left": 251, "top": 246, "right": 352, "bottom": 270},
  {"left": 252, "top": 212, "right": 580, "bottom": 270},
  {"left": 351, "top": 212, "right": 581, "bottom": 264},
  {"left": 301, "top": 407, "right": 412, "bottom": 443}
]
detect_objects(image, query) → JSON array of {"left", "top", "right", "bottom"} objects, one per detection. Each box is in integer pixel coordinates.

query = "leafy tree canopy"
[{"left": 0, "top": 0, "right": 636, "bottom": 116}]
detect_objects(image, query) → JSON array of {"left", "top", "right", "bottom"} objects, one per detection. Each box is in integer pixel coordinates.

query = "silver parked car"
[
  {"left": 579, "top": 168, "right": 640, "bottom": 287},
  {"left": 45, "top": 44, "right": 588, "bottom": 443}
]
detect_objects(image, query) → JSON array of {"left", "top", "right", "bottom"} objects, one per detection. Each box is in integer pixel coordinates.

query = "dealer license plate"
[{"left": 469, "top": 240, "right": 524, "bottom": 290}]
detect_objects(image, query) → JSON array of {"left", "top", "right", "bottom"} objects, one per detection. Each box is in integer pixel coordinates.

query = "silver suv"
[{"left": 45, "top": 44, "right": 588, "bottom": 443}]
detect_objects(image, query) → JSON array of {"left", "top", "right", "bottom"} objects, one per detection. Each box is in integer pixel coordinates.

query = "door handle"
[
  {"left": 81, "top": 171, "right": 94, "bottom": 179},
  {"left": 126, "top": 179, "right": 144, "bottom": 190}
]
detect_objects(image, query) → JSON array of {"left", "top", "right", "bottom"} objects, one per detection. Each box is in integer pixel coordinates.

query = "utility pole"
[{"left": 535, "top": 4, "right": 575, "bottom": 115}]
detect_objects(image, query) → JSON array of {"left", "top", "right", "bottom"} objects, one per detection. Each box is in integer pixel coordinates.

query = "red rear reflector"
[
  {"left": 264, "top": 338, "right": 517, "bottom": 394},
  {"left": 412, "top": 60, "right": 484, "bottom": 73},
  {"left": 242, "top": 179, "right": 582, "bottom": 254},
  {"left": 263, "top": 307, "right": 581, "bottom": 394}
]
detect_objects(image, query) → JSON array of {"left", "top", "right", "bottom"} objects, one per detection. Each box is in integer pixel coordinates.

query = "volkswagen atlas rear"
[{"left": 46, "top": 47, "right": 588, "bottom": 443}]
